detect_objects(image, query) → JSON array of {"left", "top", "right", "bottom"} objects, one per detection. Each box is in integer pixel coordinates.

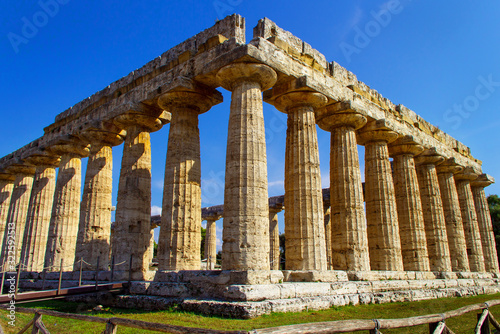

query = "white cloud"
[
  {"left": 268, "top": 180, "right": 284, "bottom": 188},
  {"left": 151, "top": 205, "right": 162, "bottom": 216}
]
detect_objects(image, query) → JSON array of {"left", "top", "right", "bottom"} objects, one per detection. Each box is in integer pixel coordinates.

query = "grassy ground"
[{"left": 1, "top": 293, "right": 500, "bottom": 333}]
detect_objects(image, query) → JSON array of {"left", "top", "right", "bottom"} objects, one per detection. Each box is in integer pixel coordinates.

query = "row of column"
[{"left": 0, "top": 61, "right": 497, "bottom": 277}]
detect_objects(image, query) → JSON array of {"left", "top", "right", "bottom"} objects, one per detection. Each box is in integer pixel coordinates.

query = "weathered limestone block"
[
  {"left": 44, "top": 139, "right": 89, "bottom": 271},
  {"left": 21, "top": 153, "right": 59, "bottom": 272},
  {"left": 415, "top": 150, "right": 452, "bottom": 272},
  {"left": 74, "top": 122, "right": 125, "bottom": 271},
  {"left": 436, "top": 158, "right": 470, "bottom": 272},
  {"left": 323, "top": 205, "right": 332, "bottom": 270},
  {"left": 204, "top": 215, "right": 219, "bottom": 270},
  {"left": 455, "top": 168, "right": 486, "bottom": 272},
  {"left": 0, "top": 164, "right": 36, "bottom": 264},
  {"left": 388, "top": 136, "right": 430, "bottom": 272},
  {"left": 0, "top": 172, "right": 15, "bottom": 257},
  {"left": 470, "top": 174, "right": 499, "bottom": 273},
  {"left": 315, "top": 102, "right": 370, "bottom": 271},
  {"left": 216, "top": 63, "right": 277, "bottom": 270},
  {"left": 269, "top": 205, "right": 282, "bottom": 270},
  {"left": 273, "top": 91, "right": 328, "bottom": 270},
  {"left": 113, "top": 107, "right": 170, "bottom": 280},
  {"left": 358, "top": 120, "right": 403, "bottom": 271},
  {"left": 157, "top": 87, "right": 222, "bottom": 270}
]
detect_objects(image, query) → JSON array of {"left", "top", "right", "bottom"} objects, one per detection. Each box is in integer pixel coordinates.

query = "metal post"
[
  {"left": 0, "top": 271, "right": 5, "bottom": 295},
  {"left": 128, "top": 254, "right": 133, "bottom": 285},
  {"left": 41, "top": 269, "right": 46, "bottom": 290},
  {"left": 15, "top": 261, "right": 22, "bottom": 297},
  {"left": 110, "top": 256, "right": 115, "bottom": 282},
  {"left": 57, "top": 259, "right": 63, "bottom": 295},
  {"left": 95, "top": 256, "right": 100, "bottom": 290},
  {"left": 78, "top": 258, "right": 83, "bottom": 287}
]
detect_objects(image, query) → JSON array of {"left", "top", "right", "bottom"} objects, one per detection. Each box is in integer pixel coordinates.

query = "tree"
[
  {"left": 487, "top": 194, "right": 500, "bottom": 263},
  {"left": 200, "top": 227, "right": 207, "bottom": 259}
]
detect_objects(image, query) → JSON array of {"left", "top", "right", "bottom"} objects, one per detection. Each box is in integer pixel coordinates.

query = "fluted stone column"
[
  {"left": 269, "top": 205, "right": 283, "bottom": 270},
  {"left": 436, "top": 158, "right": 470, "bottom": 272},
  {"left": 0, "top": 164, "right": 35, "bottom": 264},
  {"left": 157, "top": 89, "right": 221, "bottom": 270},
  {"left": 204, "top": 215, "right": 220, "bottom": 270},
  {"left": 323, "top": 204, "right": 332, "bottom": 270},
  {"left": 21, "top": 153, "right": 59, "bottom": 272},
  {"left": 471, "top": 174, "right": 499, "bottom": 273},
  {"left": 0, "top": 172, "right": 15, "bottom": 255},
  {"left": 389, "top": 136, "right": 430, "bottom": 272},
  {"left": 358, "top": 120, "right": 403, "bottom": 271},
  {"left": 273, "top": 91, "right": 328, "bottom": 270},
  {"left": 415, "top": 150, "right": 452, "bottom": 272},
  {"left": 113, "top": 108, "right": 169, "bottom": 280},
  {"left": 44, "top": 140, "right": 89, "bottom": 271},
  {"left": 216, "top": 63, "right": 277, "bottom": 271},
  {"left": 315, "top": 102, "right": 370, "bottom": 271},
  {"left": 455, "top": 168, "right": 486, "bottom": 272},
  {"left": 74, "top": 123, "right": 125, "bottom": 271}
]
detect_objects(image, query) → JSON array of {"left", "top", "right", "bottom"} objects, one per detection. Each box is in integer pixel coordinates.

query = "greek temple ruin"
[{"left": 0, "top": 15, "right": 499, "bottom": 317}]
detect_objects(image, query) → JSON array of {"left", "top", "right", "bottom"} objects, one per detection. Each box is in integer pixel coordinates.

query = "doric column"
[
  {"left": 0, "top": 171, "right": 15, "bottom": 255},
  {"left": 471, "top": 174, "right": 499, "bottom": 273},
  {"left": 204, "top": 214, "right": 220, "bottom": 270},
  {"left": 436, "top": 158, "right": 470, "bottom": 272},
  {"left": 415, "top": 149, "right": 452, "bottom": 272},
  {"left": 0, "top": 163, "right": 36, "bottom": 264},
  {"left": 358, "top": 119, "right": 403, "bottom": 271},
  {"left": 112, "top": 106, "right": 169, "bottom": 280},
  {"left": 44, "top": 138, "right": 89, "bottom": 271},
  {"left": 273, "top": 91, "right": 328, "bottom": 270},
  {"left": 216, "top": 63, "right": 277, "bottom": 271},
  {"left": 74, "top": 121, "right": 125, "bottom": 271},
  {"left": 323, "top": 204, "right": 332, "bottom": 270},
  {"left": 269, "top": 204, "right": 283, "bottom": 270},
  {"left": 20, "top": 152, "right": 59, "bottom": 272},
  {"left": 388, "top": 136, "right": 430, "bottom": 272},
  {"left": 455, "top": 167, "right": 485, "bottom": 272},
  {"left": 157, "top": 87, "right": 222, "bottom": 270},
  {"left": 315, "top": 102, "right": 370, "bottom": 271}
]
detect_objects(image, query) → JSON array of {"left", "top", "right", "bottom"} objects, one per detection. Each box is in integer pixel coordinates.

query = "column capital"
[
  {"left": 4, "top": 159, "right": 36, "bottom": 175},
  {"left": 455, "top": 166, "right": 479, "bottom": 181},
  {"left": 216, "top": 62, "right": 277, "bottom": 92},
  {"left": 204, "top": 213, "right": 222, "bottom": 222},
  {"left": 436, "top": 157, "right": 463, "bottom": 175},
  {"left": 158, "top": 85, "right": 223, "bottom": 115},
  {"left": 388, "top": 135, "right": 424, "bottom": 157},
  {"left": 272, "top": 91, "right": 327, "bottom": 114},
  {"left": 46, "top": 135, "right": 90, "bottom": 158},
  {"left": 269, "top": 203, "right": 284, "bottom": 215},
  {"left": 470, "top": 173, "right": 494, "bottom": 188},
  {"left": 357, "top": 119, "right": 399, "bottom": 145},
  {"left": 0, "top": 170, "right": 15, "bottom": 181},
  {"left": 78, "top": 120, "right": 126, "bottom": 148},
  {"left": 114, "top": 109, "right": 170, "bottom": 133},
  {"left": 415, "top": 148, "right": 445, "bottom": 166},
  {"left": 23, "top": 150, "right": 60, "bottom": 168},
  {"left": 315, "top": 101, "right": 367, "bottom": 132}
]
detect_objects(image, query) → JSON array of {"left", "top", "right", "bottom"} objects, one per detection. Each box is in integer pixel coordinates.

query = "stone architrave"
[
  {"left": 455, "top": 167, "right": 486, "bottom": 272},
  {"left": 315, "top": 102, "right": 371, "bottom": 271},
  {"left": 358, "top": 120, "right": 403, "bottom": 271},
  {"left": 74, "top": 121, "right": 125, "bottom": 271},
  {"left": 470, "top": 174, "right": 499, "bottom": 273},
  {"left": 216, "top": 63, "right": 277, "bottom": 271},
  {"left": 44, "top": 138, "right": 89, "bottom": 271},
  {"left": 113, "top": 107, "right": 170, "bottom": 280},
  {"left": 389, "top": 136, "right": 430, "bottom": 272},
  {"left": 20, "top": 152, "right": 59, "bottom": 272},
  {"left": 269, "top": 205, "right": 283, "bottom": 270},
  {"left": 415, "top": 150, "right": 452, "bottom": 272},
  {"left": 0, "top": 172, "right": 15, "bottom": 256},
  {"left": 436, "top": 158, "right": 470, "bottom": 272},
  {"left": 273, "top": 91, "right": 328, "bottom": 271},
  {"left": 157, "top": 87, "right": 222, "bottom": 271},
  {"left": 0, "top": 163, "right": 36, "bottom": 264},
  {"left": 204, "top": 215, "right": 220, "bottom": 270}
]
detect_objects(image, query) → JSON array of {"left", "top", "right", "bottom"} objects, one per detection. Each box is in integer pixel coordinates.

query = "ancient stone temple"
[{"left": 1, "top": 15, "right": 499, "bottom": 318}]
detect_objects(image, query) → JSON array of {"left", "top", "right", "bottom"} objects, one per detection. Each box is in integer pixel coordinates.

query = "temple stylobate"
[{"left": 0, "top": 15, "right": 499, "bottom": 317}]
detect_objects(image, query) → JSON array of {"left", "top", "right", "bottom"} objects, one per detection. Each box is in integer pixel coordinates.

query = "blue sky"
[{"left": 1, "top": 1, "right": 499, "bottom": 247}]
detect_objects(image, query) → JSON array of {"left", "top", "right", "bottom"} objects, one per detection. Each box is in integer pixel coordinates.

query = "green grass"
[{"left": 1, "top": 293, "right": 500, "bottom": 333}]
